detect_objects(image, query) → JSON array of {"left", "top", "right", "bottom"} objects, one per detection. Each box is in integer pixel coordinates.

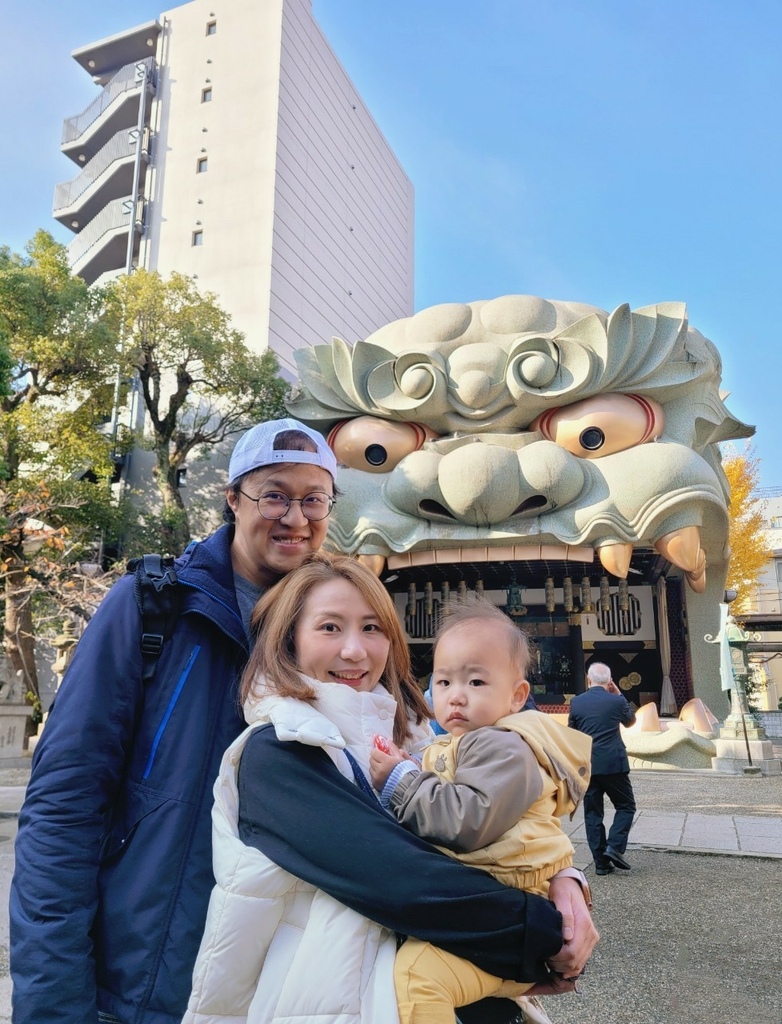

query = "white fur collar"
[
  {"left": 243, "top": 674, "right": 398, "bottom": 776},
  {"left": 244, "top": 674, "right": 432, "bottom": 777}
]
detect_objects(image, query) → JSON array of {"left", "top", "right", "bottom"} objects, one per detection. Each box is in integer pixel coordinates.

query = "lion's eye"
[
  {"left": 530, "top": 394, "right": 664, "bottom": 459},
  {"left": 327, "top": 416, "right": 439, "bottom": 473}
]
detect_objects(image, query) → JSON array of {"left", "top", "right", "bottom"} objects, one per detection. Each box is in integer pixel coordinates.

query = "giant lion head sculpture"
[{"left": 289, "top": 295, "right": 752, "bottom": 595}]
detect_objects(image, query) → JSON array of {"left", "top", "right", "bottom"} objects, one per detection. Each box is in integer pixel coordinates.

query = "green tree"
[
  {"left": 105, "top": 270, "right": 289, "bottom": 552},
  {"left": 2, "top": 239, "right": 290, "bottom": 738},
  {"left": 723, "top": 445, "right": 772, "bottom": 613},
  {"left": 0, "top": 231, "right": 123, "bottom": 734}
]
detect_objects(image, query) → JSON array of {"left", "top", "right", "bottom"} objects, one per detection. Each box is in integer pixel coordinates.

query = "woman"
[{"left": 184, "top": 555, "right": 596, "bottom": 1024}]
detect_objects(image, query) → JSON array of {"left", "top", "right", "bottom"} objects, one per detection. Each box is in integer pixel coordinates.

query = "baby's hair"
[
  {"left": 435, "top": 592, "right": 530, "bottom": 676},
  {"left": 240, "top": 552, "right": 430, "bottom": 745}
]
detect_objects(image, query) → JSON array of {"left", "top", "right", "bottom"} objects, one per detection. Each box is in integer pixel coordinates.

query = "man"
[
  {"left": 10, "top": 418, "right": 337, "bottom": 1024},
  {"left": 11, "top": 417, "right": 597, "bottom": 1024},
  {"left": 568, "top": 662, "right": 637, "bottom": 876}
]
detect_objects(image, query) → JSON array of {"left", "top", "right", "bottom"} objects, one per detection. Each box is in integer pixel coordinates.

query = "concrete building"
[
  {"left": 53, "top": 0, "right": 414, "bottom": 377},
  {"left": 744, "top": 488, "right": 782, "bottom": 710}
]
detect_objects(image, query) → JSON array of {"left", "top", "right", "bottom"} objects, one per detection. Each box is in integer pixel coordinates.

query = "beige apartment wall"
[
  {"left": 752, "top": 495, "right": 782, "bottom": 709},
  {"left": 140, "top": 0, "right": 413, "bottom": 375},
  {"left": 269, "top": 0, "right": 414, "bottom": 372},
  {"left": 143, "top": 0, "right": 285, "bottom": 355}
]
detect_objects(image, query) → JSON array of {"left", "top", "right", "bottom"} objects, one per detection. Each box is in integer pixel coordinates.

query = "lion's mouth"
[
  {"left": 418, "top": 500, "right": 456, "bottom": 521},
  {"left": 418, "top": 494, "right": 548, "bottom": 523},
  {"left": 512, "top": 495, "right": 548, "bottom": 516}
]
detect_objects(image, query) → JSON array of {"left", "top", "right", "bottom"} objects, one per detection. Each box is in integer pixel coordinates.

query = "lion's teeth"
[
  {"left": 654, "top": 527, "right": 702, "bottom": 572},
  {"left": 597, "top": 543, "right": 633, "bottom": 579},
  {"left": 685, "top": 549, "right": 707, "bottom": 593},
  {"left": 357, "top": 554, "right": 386, "bottom": 577}
]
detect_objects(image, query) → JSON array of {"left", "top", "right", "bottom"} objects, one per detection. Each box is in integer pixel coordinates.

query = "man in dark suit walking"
[{"left": 568, "top": 662, "right": 637, "bottom": 875}]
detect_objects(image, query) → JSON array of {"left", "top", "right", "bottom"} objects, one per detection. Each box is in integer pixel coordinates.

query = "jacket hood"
[
  {"left": 497, "top": 710, "right": 592, "bottom": 818},
  {"left": 244, "top": 674, "right": 396, "bottom": 742}
]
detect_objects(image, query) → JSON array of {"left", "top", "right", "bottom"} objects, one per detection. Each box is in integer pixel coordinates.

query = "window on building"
[
  {"left": 776, "top": 560, "right": 782, "bottom": 586},
  {"left": 192, "top": 230, "right": 204, "bottom": 246},
  {"left": 196, "top": 157, "right": 208, "bottom": 173},
  {"left": 206, "top": 20, "right": 217, "bottom": 35},
  {"left": 771, "top": 516, "right": 782, "bottom": 529},
  {"left": 201, "top": 87, "right": 213, "bottom": 103}
]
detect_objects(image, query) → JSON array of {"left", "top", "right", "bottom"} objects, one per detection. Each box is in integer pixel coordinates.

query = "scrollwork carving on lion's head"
[{"left": 288, "top": 295, "right": 753, "bottom": 589}]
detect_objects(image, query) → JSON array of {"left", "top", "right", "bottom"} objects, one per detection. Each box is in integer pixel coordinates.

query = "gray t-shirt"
[{"left": 233, "top": 572, "right": 265, "bottom": 643}]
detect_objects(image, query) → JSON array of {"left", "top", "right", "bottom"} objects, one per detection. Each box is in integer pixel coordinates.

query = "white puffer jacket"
[{"left": 183, "top": 677, "right": 432, "bottom": 1024}]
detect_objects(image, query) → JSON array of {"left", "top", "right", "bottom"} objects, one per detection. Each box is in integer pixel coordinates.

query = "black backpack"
[{"left": 126, "top": 554, "right": 182, "bottom": 683}]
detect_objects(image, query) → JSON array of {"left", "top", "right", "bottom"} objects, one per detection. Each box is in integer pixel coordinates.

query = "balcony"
[
  {"left": 54, "top": 127, "right": 151, "bottom": 230},
  {"left": 68, "top": 195, "right": 143, "bottom": 286},
  {"left": 61, "top": 57, "right": 156, "bottom": 166},
  {"left": 71, "top": 20, "right": 160, "bottom": 84}
]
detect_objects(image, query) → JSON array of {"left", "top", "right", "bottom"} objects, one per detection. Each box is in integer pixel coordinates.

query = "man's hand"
[
  {"left": 368, "top": 737, "right": 407, "bottom": 790},
  {"left": 544, "top": 875, "right": 599, "bottom": 980},
  {"left": 605, "top": 679, "right": 620, "bottom": 695}
]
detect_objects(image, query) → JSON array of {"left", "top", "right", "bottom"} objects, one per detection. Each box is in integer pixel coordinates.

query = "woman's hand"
[
  {"left": 368, "top": 737, "right": 408, "bottom": 790},
  {"left": 544, "top": 875, "right": 599, "bottom": 979}
]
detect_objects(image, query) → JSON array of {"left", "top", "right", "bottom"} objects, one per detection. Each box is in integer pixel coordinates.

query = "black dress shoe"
[
  {"left": 605, "top": 846, "right": 631, "bottom": 870},
  {"left": 594, "top": 861, "right": 615, "bottom": 875}
]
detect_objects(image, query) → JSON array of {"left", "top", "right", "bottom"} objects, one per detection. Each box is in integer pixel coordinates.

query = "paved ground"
[
  {"left": 552, "top": 849, "right": 782, "bottom": 1024},
  {"left": 1, "top": 764, "right": 781, "bottom": 1023},
  {"left": 556, "top": 770, "right": 782, "bottom": 1024},
  {"left": 563, "top": 769, "right": 782, "bottom": 868}
]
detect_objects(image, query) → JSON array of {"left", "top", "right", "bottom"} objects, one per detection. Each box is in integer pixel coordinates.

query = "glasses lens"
[
  {"left": 254, "top": 492, "right": 334, "bottom": 520},
  {"left": 256, "top": 492, "right": 289, "bottom": 519},
  {"left": 300, "top": 492, "right": 333, "bottom": 521}
]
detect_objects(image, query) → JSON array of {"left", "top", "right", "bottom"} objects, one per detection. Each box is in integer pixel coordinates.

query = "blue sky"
[{"left": 5, "top": 1, "right": 781, "bottom": 487}]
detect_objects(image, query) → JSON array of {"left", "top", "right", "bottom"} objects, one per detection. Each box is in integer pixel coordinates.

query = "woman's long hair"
[{"left": 241, "top": 552, "right": 431, "bottom": 746}]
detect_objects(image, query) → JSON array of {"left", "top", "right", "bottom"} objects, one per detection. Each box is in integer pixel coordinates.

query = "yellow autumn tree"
[{"left": 723, "top": 445, "right": 772, "bottom": 613}]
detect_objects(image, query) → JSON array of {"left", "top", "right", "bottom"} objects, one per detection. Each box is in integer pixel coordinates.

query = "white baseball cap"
[{"left": 228, "top": 418, "right": 337, "bottom": 485}]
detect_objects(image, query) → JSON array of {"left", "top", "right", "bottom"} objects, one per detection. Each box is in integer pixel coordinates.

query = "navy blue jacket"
[
  {"left": 567, "top": 686, "right": 636, "bottom": 775},
  {"left": 10, "top": 526, "right": 249, "bottom": 1024}
]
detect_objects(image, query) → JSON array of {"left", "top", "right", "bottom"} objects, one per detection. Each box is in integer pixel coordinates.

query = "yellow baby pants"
[
  {"left": 394, "top": 937, "right": 535, "bottom": 1024},
  {"left": 394, "top": 877, "right": 551, "bottom": 1024}
]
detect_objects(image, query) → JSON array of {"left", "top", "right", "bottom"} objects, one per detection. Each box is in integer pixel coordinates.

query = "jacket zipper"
[
  {"left": 142, "top": 645, "right": 201, "bottom": 779},
  {"left": 139, "top": 578, "right": 246, "bottom": 780}
]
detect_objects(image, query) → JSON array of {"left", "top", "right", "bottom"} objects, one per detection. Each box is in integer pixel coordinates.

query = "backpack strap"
[{"left": 126, "top": 554, "right": 182, "bottom": 683}]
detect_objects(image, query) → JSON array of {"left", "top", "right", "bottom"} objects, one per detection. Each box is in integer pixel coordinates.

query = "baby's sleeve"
[{"left": 388, "top": 728, "right": 543, "bottom": 853}]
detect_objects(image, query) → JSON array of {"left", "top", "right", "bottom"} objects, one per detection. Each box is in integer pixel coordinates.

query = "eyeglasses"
[{"left": 238, "top": 489, "right": 336, "bottom": 521}]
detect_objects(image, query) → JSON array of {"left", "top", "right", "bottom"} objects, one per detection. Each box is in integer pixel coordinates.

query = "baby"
[{"left": 370, "top": 595, "right": 593, "bottom": 1024}]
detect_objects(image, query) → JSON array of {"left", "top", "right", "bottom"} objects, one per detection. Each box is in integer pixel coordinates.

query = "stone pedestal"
[
  {"left": 0, "top": 704, "right": 33, "bottom": 760},
  {"left": 712, "top": 714, "right": 782, "bottom": 775},
  {"left": 708, "top": 620, "right": 782, "bottom": 775}
]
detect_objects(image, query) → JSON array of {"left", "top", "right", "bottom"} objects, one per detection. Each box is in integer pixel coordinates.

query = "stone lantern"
[
  {"left": 711, "top": 616, "right": 781, "bottom": 775},
  {"left": 27, "top": 621, "right": 80, "bottom": 755},
  {"left": 51, "top": 620, "right": 79, "bottom": 690}
]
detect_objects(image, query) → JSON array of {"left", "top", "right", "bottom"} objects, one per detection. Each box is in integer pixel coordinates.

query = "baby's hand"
[{"left": 369, "top": 736, "right": 408, "bottom": 790}]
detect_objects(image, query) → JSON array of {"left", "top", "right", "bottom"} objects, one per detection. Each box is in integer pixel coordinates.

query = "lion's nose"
[
  {"left": 453, "top": 370, "right": 495, "bottom": 408},
  {"left": 438, "top": 444, "right": 524, "bottom": 525}
]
